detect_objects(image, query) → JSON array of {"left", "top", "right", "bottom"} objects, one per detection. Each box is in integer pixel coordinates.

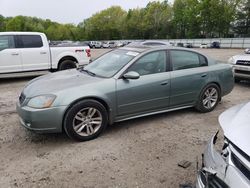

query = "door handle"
[
  {"left": 11, "top": 52, "right": 19, "bottom": 56},
  {"left": 40, "top": 52, "right": 47, "bottom": 55},
  {"left": 161, "top": 81, "right": 169, "bottom": 86},
  {"left": 201, "top": 73, "right": 207, "bottom": 78}
]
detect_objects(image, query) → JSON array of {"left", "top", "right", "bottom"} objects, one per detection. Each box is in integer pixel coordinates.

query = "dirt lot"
[{"left": 0, "top": 49, "right": 249, "bottom": 188}]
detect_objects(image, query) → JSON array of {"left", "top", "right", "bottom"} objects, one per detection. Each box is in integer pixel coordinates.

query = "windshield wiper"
[{"left": 80, "top": 68, "right": 96, "bottom": 76}]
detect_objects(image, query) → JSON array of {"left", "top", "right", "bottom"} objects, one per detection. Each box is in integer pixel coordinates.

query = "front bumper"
[
  {"left": 196, "top": 134, "right": 228, "bottom": 188},
  {"left": 16, "top": 102, "right": 67, "bottom": 133},
  {"left": 233, "top": 65, "right": 250, "bottom": 79}
]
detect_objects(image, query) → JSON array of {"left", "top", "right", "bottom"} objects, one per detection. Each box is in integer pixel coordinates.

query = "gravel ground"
[{"left": 0, "top": 48, "right": 249, "bottom": 188}]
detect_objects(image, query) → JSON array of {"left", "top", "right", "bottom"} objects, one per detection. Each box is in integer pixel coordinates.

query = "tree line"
[{"left": 0, "top": 0, "right": 249, "bottom": 41}]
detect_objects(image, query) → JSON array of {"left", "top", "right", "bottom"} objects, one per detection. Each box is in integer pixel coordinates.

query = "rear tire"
[
  {"left": 58, "top": 60, "right": 77, "bottom": 71},
  {"left": 64, "top": 100, "right": 108, "bottom": 141},
  {"left": 195, "top": 84, "right": 220, "bottom": 113}
]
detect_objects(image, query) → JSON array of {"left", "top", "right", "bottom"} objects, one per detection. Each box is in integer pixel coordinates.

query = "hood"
[
  {"left": 219, "top": 101, "right": 250, "bottom": 157},
  {"left": 232, "top": 54, "right": 250, "bottom": 61},
  {"left": 23, "top": 69, "right": 102, "bottom": 97}
]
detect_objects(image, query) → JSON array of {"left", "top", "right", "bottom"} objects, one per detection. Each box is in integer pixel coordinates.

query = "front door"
[
  {"left": 17, "top": 35, "right": 50, "bottom": 71},
  {"left": 116, "top": 50, "right": 170, "bottom": 117},
  {"left": 0, "top": 35, "right": 22, "bottom": 73}
]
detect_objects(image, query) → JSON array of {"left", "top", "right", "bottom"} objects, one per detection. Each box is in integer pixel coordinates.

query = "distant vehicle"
[
  {"left": 108, "top": 41, "right": 116, "bottom": 48},
  {"left": 116, "top": 41, "right": 124, "bottom": 47},
  {"left": 17, "top": 46, "right": 234, "bottom": 141},
  {"left": 210, "top": 41, "right": 220, "bottom": 48},
  {"left": 228, "top": 54, "right": 250, "bottom": 82},
  {"left": 196, "top": 101, "right": 250, "bottom": 188},
  {"left": 244, "top": 48, "right": 250, "bottom": 54},
  {"left": 128, "top": 40, "right": 171, "bottom": 47},
  {"left": 200, "top": 43, "right": 208, "bottom": 48},
  {"left": 89, "top": 41, "right": 102, "bottom": 48},
  {"left": 102, "top": 42, "right": 109, "bottom": 48},
  {"left": 176, "top": 43, "right": 184, "bottom": 47},
  {"left": 184, "top": 43, "right": 193, "bottom": 48},
  {"left": 0, "top": 32, "right": 91, "bottom": 77}
]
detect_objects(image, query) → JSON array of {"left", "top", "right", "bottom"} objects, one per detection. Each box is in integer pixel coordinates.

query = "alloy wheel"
[
  {"left": 73, "top": 107, "right": 102, "bottom": 136},
  {"left": 202, "top": 87, "right": 218, "bottom": 109}
]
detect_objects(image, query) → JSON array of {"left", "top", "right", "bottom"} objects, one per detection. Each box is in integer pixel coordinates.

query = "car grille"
[
  {"left": 236, "top": 60, "right": 250, "bottom": 66},
  {"left": 235, "top": 70, "right": 250, "bottom": 75},
  {"left": 19, "top": 93, "right": 26, "bottom": 105},
  {"left": 230, "top": 144, "right": 250, "bottom": 181}
]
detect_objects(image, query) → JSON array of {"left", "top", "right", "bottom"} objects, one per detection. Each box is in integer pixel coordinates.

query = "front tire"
[
  {"left": 195, "top": 84, "right": 220, "bottom": 113},
  {"left": 64, "top": 100, "right": 108, "bottom": 141}
]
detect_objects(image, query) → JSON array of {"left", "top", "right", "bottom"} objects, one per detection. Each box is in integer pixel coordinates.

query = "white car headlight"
[
  {"left": 27, "top": 95, "right": 56, "bottom": 109},
  {"left": 228, "top": 57, "right": 235, "bottom": 65}
]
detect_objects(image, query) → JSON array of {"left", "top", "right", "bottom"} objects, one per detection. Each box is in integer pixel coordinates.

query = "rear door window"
[
  {"left": 0, "top": 35, "right": 15, "bottom": 51},
  {"left": 170, "top": 50, "right": 207, "bottom": 71},
  {"left": 17, "top": 35, "right": 43, "bottom": 48}
]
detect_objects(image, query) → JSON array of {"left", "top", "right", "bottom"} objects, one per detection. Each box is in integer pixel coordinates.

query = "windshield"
[{"left": 83, "top": 49, "right": 138, "bottom": 78}]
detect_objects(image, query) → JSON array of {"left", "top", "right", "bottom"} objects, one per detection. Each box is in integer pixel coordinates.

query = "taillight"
[{"left": 85, "top": 49, "right": 91, "bottom": 57}]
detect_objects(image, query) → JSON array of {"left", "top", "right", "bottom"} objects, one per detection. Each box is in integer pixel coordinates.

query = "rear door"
[
  {"left": 116, "top": 50, "right": 171, "bottom": 116},
  {"left": 0, "top": 35, "right": 22, "bottom": 73},
  {"left": 17, "top": 35, "right": 50, "bottom": 71},
  {"left": 169, "top": 50, "right": 209, "bottom": 107}
]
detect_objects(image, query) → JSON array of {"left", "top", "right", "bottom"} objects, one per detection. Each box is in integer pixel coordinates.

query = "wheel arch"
[
  {"left": 62, "top": 97, "right": 112, "bottom": 130},
  {"left": 58, "top": 56, "right": 78, "bottom": 69},
  {"left": 201, "top": 82, "right": 221, "bottom": 97}
]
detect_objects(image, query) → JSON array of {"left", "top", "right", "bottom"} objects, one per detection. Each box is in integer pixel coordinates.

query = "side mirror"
[{"left": 123, "top": 71, "right": 140, "bottom": 80}]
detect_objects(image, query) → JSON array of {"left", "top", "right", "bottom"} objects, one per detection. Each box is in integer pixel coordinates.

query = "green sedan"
[{"left": 17, "top": 46, "right": 234, "bottom": 141}]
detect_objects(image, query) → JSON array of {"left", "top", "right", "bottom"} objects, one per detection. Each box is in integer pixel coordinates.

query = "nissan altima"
[{"left": 17, "top": 46, "right": 234, "bottom": 141}]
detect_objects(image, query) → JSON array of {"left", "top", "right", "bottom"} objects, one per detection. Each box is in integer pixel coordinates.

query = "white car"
[
  {"left": 200, "top": 43, "right": 208, "bottom": 48},
  {"left": 196, "top": 101, "right": 250, "bottom": 188},
  {"left": 228, "top": 54, "right": 250, "bottom": 82},
  {"left": 244, "top": 48, "right": 250, "bottom": 54},
  {"left": 0, "top": 32, "right": 90, "bottom": 77},
  {"left": 89, "top": 41, "right": 102, "bottom": 48}
]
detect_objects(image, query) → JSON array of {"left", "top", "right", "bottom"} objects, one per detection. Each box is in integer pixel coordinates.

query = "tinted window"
[
  {"left": 18, "top": 35, "right": 43, "bottom": 48},
  {"left": 0, "top": 36, "right": 15, "bottom": 51},
  {"left": 127, "top": 51, "right": 166, "bottom": 76},
  {"left": 199, "top": 55, "right": 208, "bottom": 66},
  {"left": 171, "top": 50, "right": 204, "bottom": 70}
]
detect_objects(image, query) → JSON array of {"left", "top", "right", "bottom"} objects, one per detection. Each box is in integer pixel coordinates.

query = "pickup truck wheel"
[
  {"left": 59, "top": 60, "right": 77, "bottom": 70},
  {"left": 195, "top": 84, "right": 220, "bottom": 113},
  {"left": 64, "top": 100, "right": 108, "bottom": 141}
]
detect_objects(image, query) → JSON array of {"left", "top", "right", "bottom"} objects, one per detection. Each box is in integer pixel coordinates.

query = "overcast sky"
[{"left": 0, "top": 0, "right": 167, "bottom": 25}]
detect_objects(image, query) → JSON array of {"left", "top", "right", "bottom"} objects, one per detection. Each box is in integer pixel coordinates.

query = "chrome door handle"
[
  {"left": 201, "top": 73, "right": 207, "bottom": 77},
  {"left": 11, "top": 52, "right": 19, "bottom": 56},
  {"left": 161, "top": 81, "right": 169, "bottom": 86},
  {"left": 40, "top": 52, "right": 47, "bottom": 54}
]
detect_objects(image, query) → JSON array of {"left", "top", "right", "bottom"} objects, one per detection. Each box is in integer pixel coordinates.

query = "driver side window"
[
  {"left": 127, "top": 51, "right": 166, "bottom": 76},
  {"left": 0, "top": 36, "right": 15, "bottom": 51}
]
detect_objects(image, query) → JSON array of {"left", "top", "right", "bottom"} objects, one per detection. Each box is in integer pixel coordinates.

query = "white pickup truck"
[{"left": 0, "top": 32, "right": 91, "bottom": 77}]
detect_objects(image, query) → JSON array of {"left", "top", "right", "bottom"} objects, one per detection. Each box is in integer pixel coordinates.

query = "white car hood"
[
  {"left": 232, "top": 54, "right": 250, "bottom": 61},
  {"left": 219, "top": 102, "right": 250, "bottom": 156}
]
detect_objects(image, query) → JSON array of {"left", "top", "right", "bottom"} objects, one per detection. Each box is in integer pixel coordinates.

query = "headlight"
[
  {"left": 228, "top": 57, "right": 235, "bottom": 65},
  {"left": 27, "top": 95, "right": 56, "bottom": 109}
]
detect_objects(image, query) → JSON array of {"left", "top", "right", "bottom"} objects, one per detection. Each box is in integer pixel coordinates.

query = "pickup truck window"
[
  {"left": 17, "top": 35, "right": 43, "bottom": 48},
  {"left": 0, "top": 35, "right": 15, "bottom": 51}
]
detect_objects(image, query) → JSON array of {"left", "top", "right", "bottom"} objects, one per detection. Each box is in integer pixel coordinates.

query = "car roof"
[
  {"left": 0, "top": 31, "right": 44, "bottom": 35},
  {"left": 121, "top": 45, "right": 200, "bottom": 53}
]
